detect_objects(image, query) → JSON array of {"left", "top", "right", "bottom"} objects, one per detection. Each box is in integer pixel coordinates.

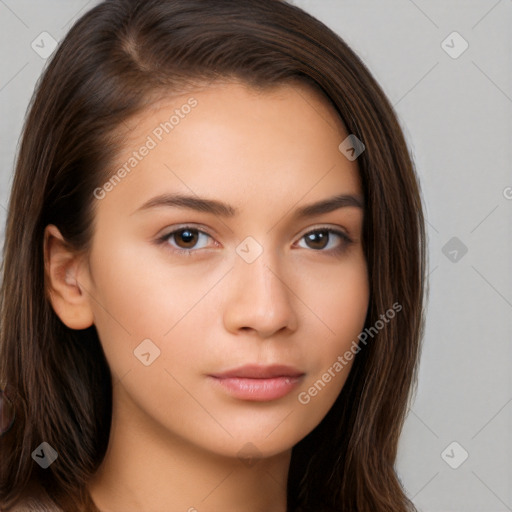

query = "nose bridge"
[{"left": 223, "top": 239, "right": 298, "bottom": 337}]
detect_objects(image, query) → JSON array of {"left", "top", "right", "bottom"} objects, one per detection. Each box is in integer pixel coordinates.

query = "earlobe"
[{"left": 44, "top": 224, "right": 94, "bottom": 330}]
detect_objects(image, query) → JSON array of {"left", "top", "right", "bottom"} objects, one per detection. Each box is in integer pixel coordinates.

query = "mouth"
[{"left": 208, "top": 364, "right": 305, "bottom": 401}]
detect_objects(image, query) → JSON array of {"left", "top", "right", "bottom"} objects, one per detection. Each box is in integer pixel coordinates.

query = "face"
[{"left": 73, "top": 81, "right": 369, "bottom": 459}]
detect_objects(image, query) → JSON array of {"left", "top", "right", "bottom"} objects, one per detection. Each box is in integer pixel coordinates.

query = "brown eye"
[
  {"left": 304, "top": 230, "right": 330, "bottom": 250},
  {"left": 173, "top": 228, "right": 200, "bottom": 249},
  {"left": 160, "top": 227, "right": 213, "bottom": 253},
  {"left": 297, "top": 228, "right": 352, "bottom": 253}
]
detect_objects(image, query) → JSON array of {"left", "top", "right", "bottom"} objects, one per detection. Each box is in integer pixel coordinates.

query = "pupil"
[{"left": 307, "top": 231, "right": 328, "bottom": 249}]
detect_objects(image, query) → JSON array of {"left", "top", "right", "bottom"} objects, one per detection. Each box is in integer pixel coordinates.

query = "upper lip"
[{"left": 210, "top": 364, "right": 304, "bottom": 379}]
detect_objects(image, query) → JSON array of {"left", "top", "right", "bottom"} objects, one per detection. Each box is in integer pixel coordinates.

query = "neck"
[{"left": 87, "top": 386, "right": 290, "bottom": 512}]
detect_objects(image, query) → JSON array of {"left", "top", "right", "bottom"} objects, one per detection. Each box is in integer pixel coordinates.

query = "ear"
[{"left": 44, "top": 224, "right": 94, "bottom": 330}]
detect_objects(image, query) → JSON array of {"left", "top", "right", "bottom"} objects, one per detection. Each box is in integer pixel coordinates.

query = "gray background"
[{"left": 1, "top": 1, "right": 511, "bottom": 510}]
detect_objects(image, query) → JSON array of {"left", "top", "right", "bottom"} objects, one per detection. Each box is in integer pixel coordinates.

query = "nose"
[{"left": 222, "top": 249, "right": 299, "bottom": 339}]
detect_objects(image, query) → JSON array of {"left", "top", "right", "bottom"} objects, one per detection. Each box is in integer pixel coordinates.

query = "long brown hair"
[{"left": 0, "top": 1, "right": 426, "bottom": 510}]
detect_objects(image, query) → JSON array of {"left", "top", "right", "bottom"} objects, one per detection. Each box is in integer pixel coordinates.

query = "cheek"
[
  {"left": 297, "top": 251, "right": 369, "bottom": 346},
  {"left": 294, "top": 254, "right": 369, "bottom": 408},
  {"left": 327, "top": 271, "right": 369, "bottom": 335},
  {"left": 84, "top": 236, "right": 226, "bottom": 379}
]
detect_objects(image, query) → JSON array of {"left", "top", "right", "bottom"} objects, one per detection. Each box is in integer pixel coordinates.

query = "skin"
[{"left": 44, "top": 81, "right": 369, "bottom": 512}]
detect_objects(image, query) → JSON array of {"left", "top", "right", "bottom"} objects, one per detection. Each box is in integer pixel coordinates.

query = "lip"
[{"left": 208, "top": 364, "right": 305, "bottom": 401}]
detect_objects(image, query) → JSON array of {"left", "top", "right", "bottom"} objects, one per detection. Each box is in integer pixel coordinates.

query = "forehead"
[{"left": 99, "top": 80, "right": 362, "bottom": 216}]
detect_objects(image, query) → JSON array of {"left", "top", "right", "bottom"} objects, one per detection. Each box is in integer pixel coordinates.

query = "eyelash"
[{"left": 156, "top": 225, "right": 354, "bottom": 258}]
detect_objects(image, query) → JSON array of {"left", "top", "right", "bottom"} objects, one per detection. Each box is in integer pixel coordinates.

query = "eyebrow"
[{"left": 132, "top": 192, "right": 364, "bottom": 218}]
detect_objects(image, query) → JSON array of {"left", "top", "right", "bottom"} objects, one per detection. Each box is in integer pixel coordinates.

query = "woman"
[{"left": 0, "top": 0, "right": 426, "bottom": 510}]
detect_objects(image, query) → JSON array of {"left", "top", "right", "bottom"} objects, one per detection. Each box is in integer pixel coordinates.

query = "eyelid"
[
  {"left": 157, "top": 223, "right": 217, "bottom": 241},
  {"left": 295, "top": 223, "right": 352, "bottom": 240}
]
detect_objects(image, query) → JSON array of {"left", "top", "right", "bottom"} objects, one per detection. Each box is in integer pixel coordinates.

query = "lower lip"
[{"left": 209, "top": 375, "right": 303, "bottom": 401}]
